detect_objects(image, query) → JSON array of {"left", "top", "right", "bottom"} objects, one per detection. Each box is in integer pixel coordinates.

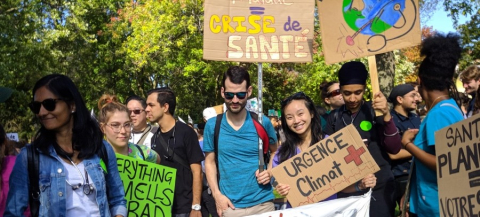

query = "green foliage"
[{"left": 0, "top": 0, "right": 442, "bottom": 139}]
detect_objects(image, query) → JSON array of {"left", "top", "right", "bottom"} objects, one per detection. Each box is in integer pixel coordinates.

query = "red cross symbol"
[{"left": 344, "top": 145, "right": 366, "bottom": 166}]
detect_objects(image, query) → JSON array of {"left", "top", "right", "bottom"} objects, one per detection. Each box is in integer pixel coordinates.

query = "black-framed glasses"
[
  {"left": 28, "top": 98, "right": 64, "bottom": 114},
  {"left": 224, "top": 92, "right": 247, "bottom": 100},
  {"left": 128, "top": 109, "right": 145, "bottom": 115},
  {"left": 327, "top": 89, "right": 341, "bottom": 98},
  {"left": 106, "top": 122, "right": 133, "bottom": 133},
  {"left": 281, "top": 92, "right": 308, "bottom": 107}
]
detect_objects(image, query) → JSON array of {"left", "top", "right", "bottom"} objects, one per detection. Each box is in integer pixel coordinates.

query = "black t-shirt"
[{"left": 152, "top": 121, "right": 205, "bottom": 214}]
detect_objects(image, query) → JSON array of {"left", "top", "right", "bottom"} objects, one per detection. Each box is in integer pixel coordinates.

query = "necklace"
[
  {"left": 429, "top": 95, "right": 449, "bottom": 110},
  {"left": 63, "top": 155, "right": 95, "bottom": 195}
]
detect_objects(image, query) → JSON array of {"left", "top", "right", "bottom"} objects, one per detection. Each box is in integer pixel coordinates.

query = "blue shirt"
[
  {"left": 5, "top": 141, "right": 127, "bottom": 217},
  {"left": 409, "top": 99, "right": 463, "bottom": 216},
  {"left": 391, "top": 109, "right": 421, "bottom": 176},
  {"left": 204, "top": 112, "right": 277, "bottom": 208}
]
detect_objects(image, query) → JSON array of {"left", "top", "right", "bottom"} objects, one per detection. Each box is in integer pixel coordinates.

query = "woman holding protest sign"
[
  {"left": 5, "top": 74, "right": 126, "bottom": 217},
  {"left": 401, "top": 33, "right": 464, "bottom": 217},
  {"left": 97, "top": 94, "right": 160, "bottom": 164},
  {"left": 270, "top": 92, "right": 376, "bottom": 208}
]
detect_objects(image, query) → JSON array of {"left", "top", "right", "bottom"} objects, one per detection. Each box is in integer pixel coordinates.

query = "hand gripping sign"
[{"left": 271, "top": 125, "right": 380, "bottom": 207}]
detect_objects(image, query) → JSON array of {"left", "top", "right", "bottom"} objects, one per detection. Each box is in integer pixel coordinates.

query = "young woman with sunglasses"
[
  {"left": 271, "top": 92, "right": 376, "bottom": 208},
  {"left": 97, "top": 95, "right": 160, "bottom": 164},
  {"left": 5, "top": 74, "right": 127, "bottom": 217}
]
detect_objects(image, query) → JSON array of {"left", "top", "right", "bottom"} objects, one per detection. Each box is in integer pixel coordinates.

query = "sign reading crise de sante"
[{"left": 203, "top": 0, "right": 314, "bottom": 63}]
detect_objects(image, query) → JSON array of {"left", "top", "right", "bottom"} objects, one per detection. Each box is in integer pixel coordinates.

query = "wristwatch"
[{"left": 192, "top": 204, "right": 201, "bottom": 211}]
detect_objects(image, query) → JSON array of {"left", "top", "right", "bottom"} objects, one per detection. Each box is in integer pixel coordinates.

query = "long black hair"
[
  {"left": 418, "top": 33, "right": 463, "bottom": 108},
  {"left": 31, "top": 74, "right": 103, "bottom": 159},
  {"left": 277, "top": 92, "right": 323, "bottom": 163}
]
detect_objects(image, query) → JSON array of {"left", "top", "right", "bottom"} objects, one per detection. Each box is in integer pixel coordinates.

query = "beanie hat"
[{"left": 338, "top": 61, "right": 369, "bottom": 86}]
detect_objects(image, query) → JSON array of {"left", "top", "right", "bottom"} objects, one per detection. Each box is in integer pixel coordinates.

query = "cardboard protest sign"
[
  {"left": 436, "top": 114, "right": 480, "bottom": 216},
  {"left": 317, "top": 0, "right": 421, "bottom": 64},
  {"left": 247, "top": 190, "right": 372, "bottom": 217},
  {"left": 116, "top": 154, "right": 176, "bottom": 216},
  {"left": 203, "top": 0, "right": 314, "bottom": 62},
  {"left": 6, "top": 133, "right": 19, "bottom": 142},
  {"left": 271, "top": 124, "right": 380, "bottom": 207}
]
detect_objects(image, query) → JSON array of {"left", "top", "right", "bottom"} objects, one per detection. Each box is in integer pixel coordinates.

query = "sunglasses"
[
  {"left": 29, "top": 98, "right": 64, "bottom": 114},
  {"left": 281, "top": 92, "right": 308, "bottom": 107},
  {"left": 128, "top": 109, "right": 145, "bottom": 115},
  {"left": 327, "top": 89, "right": 341, "bottom": 97},
  {"left": 224, "top": 92, "right": 247, "bottom": 100}
]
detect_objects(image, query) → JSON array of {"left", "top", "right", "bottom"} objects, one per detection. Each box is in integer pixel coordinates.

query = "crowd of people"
[{"left": 0, "top": 33, "right": 478, "bottom": 217}]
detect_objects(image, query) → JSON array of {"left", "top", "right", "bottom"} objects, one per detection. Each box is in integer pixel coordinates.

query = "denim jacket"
[{"left": 4, "top": 141, "right": 127, "bottom": 217}]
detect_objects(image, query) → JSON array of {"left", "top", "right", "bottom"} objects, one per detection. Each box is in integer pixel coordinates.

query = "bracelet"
[
  {"left": 384, "top": 128, "right": 399, "bottom": 137},
  {"left": 405, "top": 142, "right": 413, "bottom": 149},
  {"left": 355, "top": 181, "right": 361, "bottom": 192}
]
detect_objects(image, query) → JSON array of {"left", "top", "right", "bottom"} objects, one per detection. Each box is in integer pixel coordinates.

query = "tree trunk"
[{"left": 375, "top": 51, "right": 396, "bottom": 96}]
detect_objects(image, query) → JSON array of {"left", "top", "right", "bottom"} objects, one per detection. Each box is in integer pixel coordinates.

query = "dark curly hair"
[{"left": 418, "top": 33, "right": 462, "bottom": 106}]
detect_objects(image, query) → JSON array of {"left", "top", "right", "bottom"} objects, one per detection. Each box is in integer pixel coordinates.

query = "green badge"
[{"left": 360, "top": 120, "right": 372, "bottom": 131}]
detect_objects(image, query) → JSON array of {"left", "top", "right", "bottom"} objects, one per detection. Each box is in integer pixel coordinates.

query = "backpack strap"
[
  {"left": 214, "top": 112, "right": 270, "bottom": 179},
  {"left": 332, "top": 108, "right": 339, "bottom": 132},
  {"left": 136, "top": 125, "right": 152, "bottom": 146},
  {"left": 134, "top": 144, "right": 146, "bottom": 160},
  {"left": 249, "top": 112, "right": 269, "bottom": 154},
  {"left": 213, "top": 113, "right": 223, "bottom": 182},
  {"left": 155, "top": 132, "right": 191, "bottom": 170},
  {"left": 27, "top": 144, "right": 40, "bottom": 217}
]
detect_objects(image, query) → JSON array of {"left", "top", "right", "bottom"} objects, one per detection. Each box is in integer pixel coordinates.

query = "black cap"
[
  {"left": 338, "top": 61, "right": 369, "bottom": 86},
  {"left": 388, "top": 84, "right": 415, "bottom": 103}
]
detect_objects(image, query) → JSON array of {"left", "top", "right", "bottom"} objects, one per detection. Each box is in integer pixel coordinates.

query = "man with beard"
[
  {"left": 460, "top": 65, "right": 480, "bottom": 117},
  {"left": 126, "top": 95, "right": 157, "bottom": 148},
  {"left": 387, "top": 84, "right": 421, "bottom": 211},
  {"left": 324, "top": 61, "right": 402, "bottom": 217},
  {"left": 145, "top": 87, "right": 204, "bottom": 217},
  {"left": 203, "top": 66, "right": 278, "bottom": 217}
]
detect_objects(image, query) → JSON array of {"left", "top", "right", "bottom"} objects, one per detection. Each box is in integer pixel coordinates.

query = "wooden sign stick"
[{"left": 368, "top": 55, "right": 383, "bottom": 116}]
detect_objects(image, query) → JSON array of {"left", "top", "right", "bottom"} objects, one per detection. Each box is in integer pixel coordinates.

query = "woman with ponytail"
[
  {"left": 401, "top": 33, "right": 464, "bottom": 217},
  {"left": 97, "top": 94, "right": 160, "bottom": 164}
]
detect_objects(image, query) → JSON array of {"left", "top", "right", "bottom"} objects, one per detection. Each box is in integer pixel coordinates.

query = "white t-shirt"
[
  {"left": 129, "top": 125, "right": 156, "bottom": 148},
  {"left": 60, "top": 160, "right": 100, "bottom": 216}
]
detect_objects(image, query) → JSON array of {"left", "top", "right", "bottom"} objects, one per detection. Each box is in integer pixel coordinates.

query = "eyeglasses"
[
  {"left": 29, "top": 98, "right": 64, "bottom": 114},
  {"left": 327, "top": 89, "right": 341, "bottom": 98},
  {"left": 106, "top": 122, "right": 133, "bottom": 133},
  {"left": 128, "top": 109, "right": 145, "bottom": 115},
  {"left": 224, "top": 92, "right": 247, "bottom": 100},
  {"left": 281, "top": 92, "right": 308, "bottom": 107}
]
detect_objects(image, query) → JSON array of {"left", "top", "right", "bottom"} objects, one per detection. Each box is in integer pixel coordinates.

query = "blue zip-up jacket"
[{"left": 4, "top": 141, "right": 127, "bottom": 217}]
